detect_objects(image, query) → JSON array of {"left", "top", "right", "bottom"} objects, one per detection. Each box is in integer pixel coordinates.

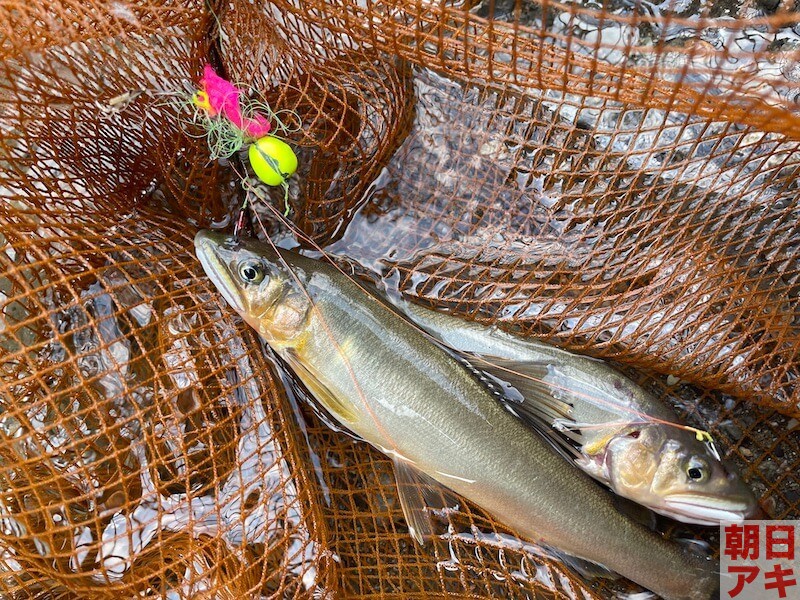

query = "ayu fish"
[
  {"left": 394, "top": 299, "right": 758, "bottom": 526},
  {"left": 195, "top": 231, "right": 719, "bottom": 600}
]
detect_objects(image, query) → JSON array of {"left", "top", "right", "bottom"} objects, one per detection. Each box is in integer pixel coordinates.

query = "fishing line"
[
  {"left": 233, "top": 196, "right": 249, "bottom": 239},
  {"left": 230, "top": 162, "right": 249, "bottom": 240},
  {"left": 243, "top": 188, "right": 715, "bottom": 445}
]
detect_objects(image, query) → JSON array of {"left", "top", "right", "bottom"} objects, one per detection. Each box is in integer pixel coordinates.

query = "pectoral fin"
[
  {"left": 283, "top": 348, "right": 357, "bottom": 424},
  {"left": 392, "top": 459, "right": 461, "bottom": 545}
]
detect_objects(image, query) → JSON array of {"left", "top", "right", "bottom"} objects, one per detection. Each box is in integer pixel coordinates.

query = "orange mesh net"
[{"left": 0, "top": 0, "right": 799, "bottom": 597}]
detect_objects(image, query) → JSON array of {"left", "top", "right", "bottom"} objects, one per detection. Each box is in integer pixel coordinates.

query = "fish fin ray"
[
  {"left": 282, "top": 348, "right": 358, "bottom": 424},
  {"left": 463, "top": 354, "right": 587, "bottom": 463},
  {"left": 471, "top": 356, "right": 573, "bottom": 421},
  {"left": 393, "top": 459, "right": 460, "bottom": 545}
]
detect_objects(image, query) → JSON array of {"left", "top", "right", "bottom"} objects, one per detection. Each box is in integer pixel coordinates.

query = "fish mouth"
[
  {"left": 194, "top": 231, "right": 245, "bottom": 314},
  {"left": 659, "top": 494, "right": 755, "bottom": 526}
]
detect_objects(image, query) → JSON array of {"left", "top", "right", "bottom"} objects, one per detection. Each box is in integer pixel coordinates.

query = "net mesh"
[{"left": 0, "top": 0, "right": 798, "bottom": 597}]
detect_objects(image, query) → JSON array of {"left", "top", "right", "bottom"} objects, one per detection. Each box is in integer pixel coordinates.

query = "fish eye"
[
  {"left": 686, "top": 458, "right": 709, "bottom": 482},
  {"left": 237, "top": 260, "right": 266, "bottom": 285}
]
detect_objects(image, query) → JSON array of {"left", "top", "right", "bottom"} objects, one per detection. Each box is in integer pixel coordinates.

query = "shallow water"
[
  {"left": 322, "top": 66, "right": 799, "bottom": 410},
  {"left": 469, "top": 0, "right": 800, "bottom": 106},
  {"left": 0, "top": 220, "right": 323, "bottom": 596}
]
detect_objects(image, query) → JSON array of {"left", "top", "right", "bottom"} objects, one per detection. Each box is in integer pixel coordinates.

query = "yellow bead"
[
  {"left": 192, "top": 90, "right": 212, "bottom": 113},
  {"left": 248, "top": 136, "right": 298, "bottom": 186}
]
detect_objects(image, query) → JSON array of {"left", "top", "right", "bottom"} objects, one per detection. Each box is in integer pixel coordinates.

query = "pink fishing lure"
[{"left": 194, "top": 65, "right": 271, "bottom": 138}]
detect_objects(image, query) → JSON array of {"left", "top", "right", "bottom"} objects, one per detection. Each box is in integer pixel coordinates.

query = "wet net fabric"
[{"left": 0, "top": 0, "right": 799, "bottom": 598}]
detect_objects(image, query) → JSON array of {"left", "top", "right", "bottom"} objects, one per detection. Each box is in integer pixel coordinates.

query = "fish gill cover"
[{"left": 0, "top": 0, "right": 798, "bottom": 598}]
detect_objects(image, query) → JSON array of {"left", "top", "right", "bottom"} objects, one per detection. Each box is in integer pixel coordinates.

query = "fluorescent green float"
[{"left": 248, "top": 136, "right": 298, "bottom": 186}]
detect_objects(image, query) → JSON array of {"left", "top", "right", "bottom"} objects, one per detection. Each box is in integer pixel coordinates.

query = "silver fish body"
[
  {"left": 395, "top": 300, "right": 758, "bottom": 526},
  {"left": 195, "top": 231, "right": 719, "bottom": 600}
]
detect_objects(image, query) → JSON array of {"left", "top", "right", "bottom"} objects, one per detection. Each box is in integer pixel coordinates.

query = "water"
[
  {"left": 0, "top": 219, "right": 322, "bottom": 596},
  {"left": 325, "top": 66, "right": 799, "bottom": 409},
  {"left": 466, "top": 0, "right": 800, "bottom": 107}
]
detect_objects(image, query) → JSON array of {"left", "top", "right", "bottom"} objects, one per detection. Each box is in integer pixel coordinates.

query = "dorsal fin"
[{"left": 460, "top": 353, "right": 590, "bottom": 463}]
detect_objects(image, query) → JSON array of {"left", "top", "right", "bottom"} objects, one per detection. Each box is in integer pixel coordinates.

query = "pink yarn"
[{"left": 199, "top": 65, "right": 271, "bottom": 138}]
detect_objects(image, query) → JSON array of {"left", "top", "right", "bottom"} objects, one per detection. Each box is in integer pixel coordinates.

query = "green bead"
[{"left": 248, "top": 136, "right": 298, "bottom": 186}]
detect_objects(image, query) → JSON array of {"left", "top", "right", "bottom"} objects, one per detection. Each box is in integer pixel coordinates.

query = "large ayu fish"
[{"left": 195, "top": 231, "right": 720, "bottom": 600}]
